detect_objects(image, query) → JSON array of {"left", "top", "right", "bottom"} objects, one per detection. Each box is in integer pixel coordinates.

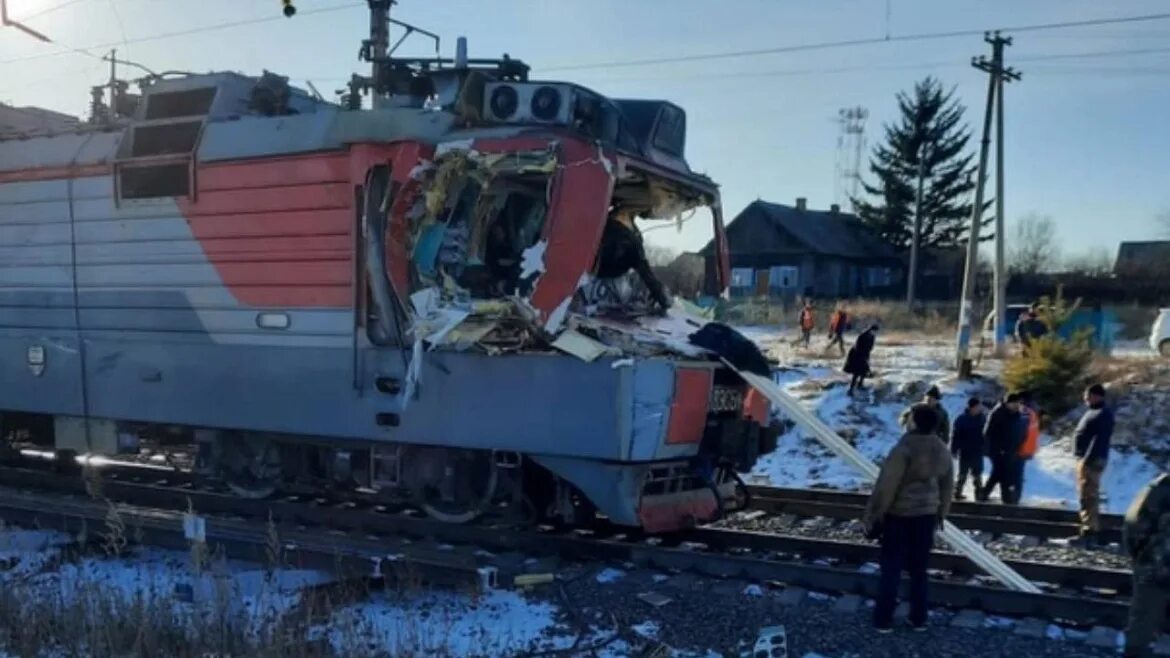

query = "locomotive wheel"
[
  {"left": 217, "top": 435, "right": 282, "bottom": 499},
  {"left": 405, "top": 448, "right": 499, "bottom": 524}
]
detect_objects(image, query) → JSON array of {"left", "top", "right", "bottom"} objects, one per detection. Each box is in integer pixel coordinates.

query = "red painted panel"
[
  {"left": 197, "top": 154, "right": 349, "bottom": 192},
  {"left": 186, "top": 183, "right": 350, "bottom": 216},
  {"left": 0, "top": 164, "right": 109, "bottom": 183},
  {"left": 185, "top": 209, "right": 350, "bottom": 240},
  {"left": 665, "top": 368, "right": 713, "bottom": 445},
  {"left": 178, "top": 154, "right": 356, "bottom": 308},
  {"left": 528, "top": 140, "right": 613, "bottom": 324}
]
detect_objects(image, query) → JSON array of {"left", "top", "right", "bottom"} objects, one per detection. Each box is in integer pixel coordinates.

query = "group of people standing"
[
  {"left": 790, "top": 301, "right": 879, "bottom": 396},
  {"left": 864, "top": 383, "right": 1126, "bottom": 638}
]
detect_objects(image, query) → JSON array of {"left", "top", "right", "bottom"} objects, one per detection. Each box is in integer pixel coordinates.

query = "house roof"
[
  {"left": 1115, "top": 241, "right": 1170, "bottom": 272},
  {"left": 738, "top": 199, "right": 899, "bottom": 260}
]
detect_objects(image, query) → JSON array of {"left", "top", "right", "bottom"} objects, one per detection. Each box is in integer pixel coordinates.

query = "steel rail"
[{"left": 0, "top": 464, "right": 1147, "bottom": 630}]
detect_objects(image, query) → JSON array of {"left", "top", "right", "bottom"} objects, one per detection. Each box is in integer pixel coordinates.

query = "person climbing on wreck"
[
  {"left": 845, "top": 324, "right": 878, "bottom": 396},
  {"left": 595, "top": 208, "right": 671, "bottom": 312}
]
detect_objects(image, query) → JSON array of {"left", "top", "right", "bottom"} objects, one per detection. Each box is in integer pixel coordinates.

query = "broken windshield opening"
[{"left": 411, "top": 149, "right": 552, "bottom": 299}]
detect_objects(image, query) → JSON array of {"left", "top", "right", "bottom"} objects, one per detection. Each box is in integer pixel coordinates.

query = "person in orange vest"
[
  {"left": 791, "top": 301, "right": 816, "bottom": 349},
  {"left": 825, "top": 304, "right": 849, "bottom": 357},
  {"left": 1010, "top": 391, "right": 1042, "bottom": 503}
]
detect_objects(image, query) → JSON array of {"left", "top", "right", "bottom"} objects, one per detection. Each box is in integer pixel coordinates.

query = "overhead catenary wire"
[
  {"left": 539, "top": 11, "right": 1170, "bottom": 72},
  {"left": 0, "top": 1, "right": 361, "bottom": 65}
]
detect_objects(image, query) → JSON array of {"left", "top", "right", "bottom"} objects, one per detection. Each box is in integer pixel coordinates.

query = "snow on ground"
[
  {"left": 742, "top": 325, "right": 1164, "bottom": 512},
  {"left": 0, "top": 528, "right": 579, "bottom": 657}
]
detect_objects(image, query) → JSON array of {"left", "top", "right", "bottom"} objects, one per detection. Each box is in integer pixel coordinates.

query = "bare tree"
[
  {"left": 1008, "top": 213, "right": 1061, "bottom": 275},
  {"left": 1157, "top": 210, "right": 1170, "bottom": 238},
  {"left": 1063, "top": 246, "right": 1114, "bottom": 276}
]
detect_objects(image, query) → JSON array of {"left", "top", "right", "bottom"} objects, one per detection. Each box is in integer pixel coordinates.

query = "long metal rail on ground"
[
  {"left": 733, "top": 368, "right": 1041, "bottom": 594},
  {"left": 745, "top": 487, "right": 1124, "bottom": 544},
  {"left": 0, "top": 463, "right": 1147, "bottom": 629}
]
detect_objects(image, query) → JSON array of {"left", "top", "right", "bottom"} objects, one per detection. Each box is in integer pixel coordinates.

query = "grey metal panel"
[
  {"left": 0, "top": 201, "right": 71, "bottom": 224},
  {"left": 78, "top": 340, "right": 626, "bottom": 459},
  {"left": 0, "top": 332, "right": 84, "bottom": 416},
  {"left": 198, "top": 112, "right": 343, "bottom": 162},
  {"left": 0, "top": 179, "right": 69, "bottom": 204},
  {"left": 75, "top": 240, "right": 346, "bottom": 264},
  {"left": 0, "top": 288, "right": 74, "bottom": 308},
  {"left": 332, "top": 109, "right": 455, "bottom": 146},
  {"left": 0, "top": 264, "right": 73, "bottom": 287},
  {"left": 0, "top": 220, "right": 71, "bottom": 247},
  {"left": 0, "top": 308, "right": 77, "bottom": 329},
  {"left": 73, "top": 198, "right": 177, "bottom": 222},
  {"left": 529, "top": 455, "right": 644, "bottom": 526},
  {"left": 628, "top": 360, "right": 672, "bottom": 461},
  {"left": 0, "top": 243, "right": 71, "bottom": 266},
  {"left": 77, "top": 308, "right": 348, "bottom": 335},
  {"left": 75, "top": 215, "right": 201, "bottom": 244},
  {"left": 69, "top": 175, "right": 115, "bottom": 200},
  {"left": 0, "top": 132, "right": 118, "bottom": 173}
]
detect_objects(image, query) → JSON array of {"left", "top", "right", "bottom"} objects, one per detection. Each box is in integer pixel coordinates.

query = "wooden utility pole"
[{"left": 955, "top": 32, "right": 1018, "bottom": 374}]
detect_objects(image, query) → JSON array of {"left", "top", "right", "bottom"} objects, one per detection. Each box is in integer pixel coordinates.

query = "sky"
[{"left": 2, "top": 0, "right": 1169, "bottom": 260}]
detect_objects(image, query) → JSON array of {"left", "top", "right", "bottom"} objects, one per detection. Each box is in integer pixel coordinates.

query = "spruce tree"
[{"left": 853, "top": 77, "right": 990, "bottom": 251}]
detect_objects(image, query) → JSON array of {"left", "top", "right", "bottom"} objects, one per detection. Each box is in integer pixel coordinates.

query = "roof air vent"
[{"left": 488, "top": 85, "right": 519, "bottom": 120}]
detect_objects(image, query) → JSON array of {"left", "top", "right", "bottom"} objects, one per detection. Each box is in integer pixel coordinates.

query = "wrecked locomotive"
[{"left": 0, "top": 21, "right": 777, "bottom": 532}]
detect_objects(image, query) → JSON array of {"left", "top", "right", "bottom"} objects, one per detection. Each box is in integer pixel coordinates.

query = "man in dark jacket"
[
  {"left": 950, "top": 397, "right": 986, "bottom": 500},
  {"left": 1074, "top": 383, "right": 1115, "bottom": 542},
  {"left": 1121, "top": 473, "right": 1170, "bottom": 657},
  {"left": 1015, "top": 304, "right": 1049, "bottom": 348},
  {"left": 978, "top": 393, "right": 1024, "bottom": 503},
  {"left": 864, "top": 405, "right": 955, "bottom": 633},
  {"left": 844, "top": 324, "right": 878, "bottom": 396},
  {"left": 900, "top": 386, "right": 950, "bottom": 442}
]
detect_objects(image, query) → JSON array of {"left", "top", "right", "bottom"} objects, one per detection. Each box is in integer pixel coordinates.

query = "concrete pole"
[
  {"left": 955, "top": 39, "right": 1001, "bottom": 374},
  {"left": 907, "top": 143, "right": 927, "bottom": 309},
  {"left": 369, "top": 1, "right": 390, "bottom": 109},
  {"left": 993, "top": 74, "right": 1008, "bottom": 356}
]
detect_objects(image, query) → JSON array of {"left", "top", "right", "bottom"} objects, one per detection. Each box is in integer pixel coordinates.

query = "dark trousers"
[
  {"left": 1006, "top": 458, "right": 1026, "bottom": 505},
  {"left": 1126, "top": 576, "right": 1169, "bottom": 656},
  {"left": 983, "top": 455, "right": 1023, "bottom": 503},
  {"left": 955, "top": 456, "right": 983, "bottom": 498},
  {"left": 874, "top": 514, "right": 936, "bottom": 628},
  {"left": 826, "top": 333, "right": 846, "bottom": 356},
  {"left": 848, "top": 372, "right": 866, "bottom": 393}
]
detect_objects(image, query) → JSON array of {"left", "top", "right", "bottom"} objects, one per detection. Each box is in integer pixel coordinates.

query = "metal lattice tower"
[{"left": 833, "top": 106, "right": 868, "bottom": 208}]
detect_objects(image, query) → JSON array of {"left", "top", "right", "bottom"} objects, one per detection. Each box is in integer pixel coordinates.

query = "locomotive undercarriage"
[{"left": 0, "top": 410, "right": 764, "bottom": 529}]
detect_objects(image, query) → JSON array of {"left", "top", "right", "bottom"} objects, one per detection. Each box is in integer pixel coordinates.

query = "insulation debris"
[
  {"left": 551, "top": 329, "right": 614, "bottom": 362},
  {"left": 519, "top": 239, "right": 547, "bottom": 280}
]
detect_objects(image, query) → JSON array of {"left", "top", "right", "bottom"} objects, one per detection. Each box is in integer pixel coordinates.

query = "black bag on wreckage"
[{"left": 688, "top": 323, "right": 771, "bottom": 377}]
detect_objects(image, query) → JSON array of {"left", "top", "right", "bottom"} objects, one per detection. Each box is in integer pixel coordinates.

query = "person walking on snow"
[
  {"left": 900, "top": 385, "right": 950, "bottom": 443},
  {"left": 1010, "top": 391, "right": 1042, "bottom": 502},
  {"left": 791, "top": 301, "right": 815, "bottom": 349},
  {"left": 864, "top": 405, "right": 954, "bottom": 633},
  {"left": 1015, "top": 303, "right": 1049, "bottom": 349},
  {"left": 844, "top": 324, "right": 878, "bottom": 396},
  {"left": 825, "top": 304, "right": 849, "bottom": 356},
  {"left": 950, "top": 397, "right": 986, "bottom": 501},
  {"left": 979, "top": 393, "right": 1024, "bottom": 503},
  {"left": 1121, "top": 473, "right": 1170, "bottom": 657},
  {"left": 1074, "top": 383, "right": 1115, "bottom": 545}
]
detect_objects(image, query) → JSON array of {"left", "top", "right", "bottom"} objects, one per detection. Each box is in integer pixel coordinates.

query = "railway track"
[
  {"left": 746, "top": 485, "right": 1125, "bottom": 544},
  {"left": 0, "top": 461, "right": 1149, "bottom": 632}
]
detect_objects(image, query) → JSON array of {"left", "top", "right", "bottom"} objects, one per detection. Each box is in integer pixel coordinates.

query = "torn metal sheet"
[{"left": 551, "top": 329, "right": 613, "bottom": 362}]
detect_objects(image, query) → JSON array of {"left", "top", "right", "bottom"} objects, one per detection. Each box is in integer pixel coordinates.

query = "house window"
[
  {"left": 730, "top": 268, "right": 754, "bottom": 289},
  {"left": 866, "top": 267, "right": 893, "bottom": 287},
  {"left": 769, "top": 266, "right": 799, "bottom": 290}
]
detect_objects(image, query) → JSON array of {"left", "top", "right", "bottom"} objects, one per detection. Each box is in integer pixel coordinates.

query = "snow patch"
[{"left": 595, "top": 567, "right": 625, "bottom": 584}]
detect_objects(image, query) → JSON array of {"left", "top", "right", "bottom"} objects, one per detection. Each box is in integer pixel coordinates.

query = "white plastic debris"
[{"left": 519, "top": 240, "right": 548, "bottom": 280}]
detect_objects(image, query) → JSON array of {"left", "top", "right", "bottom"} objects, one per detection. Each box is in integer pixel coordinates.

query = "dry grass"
[{"left": 722, "top": 297, "right": 959, "bottom": 335}]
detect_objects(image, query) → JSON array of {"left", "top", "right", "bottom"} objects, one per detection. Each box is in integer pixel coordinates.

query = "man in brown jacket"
[{"left": 863, "top": 405, "right": 955, "bottom": 633}]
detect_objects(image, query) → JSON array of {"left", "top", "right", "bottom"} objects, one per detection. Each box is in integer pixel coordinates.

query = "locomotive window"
[
  {"left": 463, "top": 179, "right": 548, "bottom": 297},
  {"left": 120, "top": 163, "right": 190, "bottom": 200}
]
